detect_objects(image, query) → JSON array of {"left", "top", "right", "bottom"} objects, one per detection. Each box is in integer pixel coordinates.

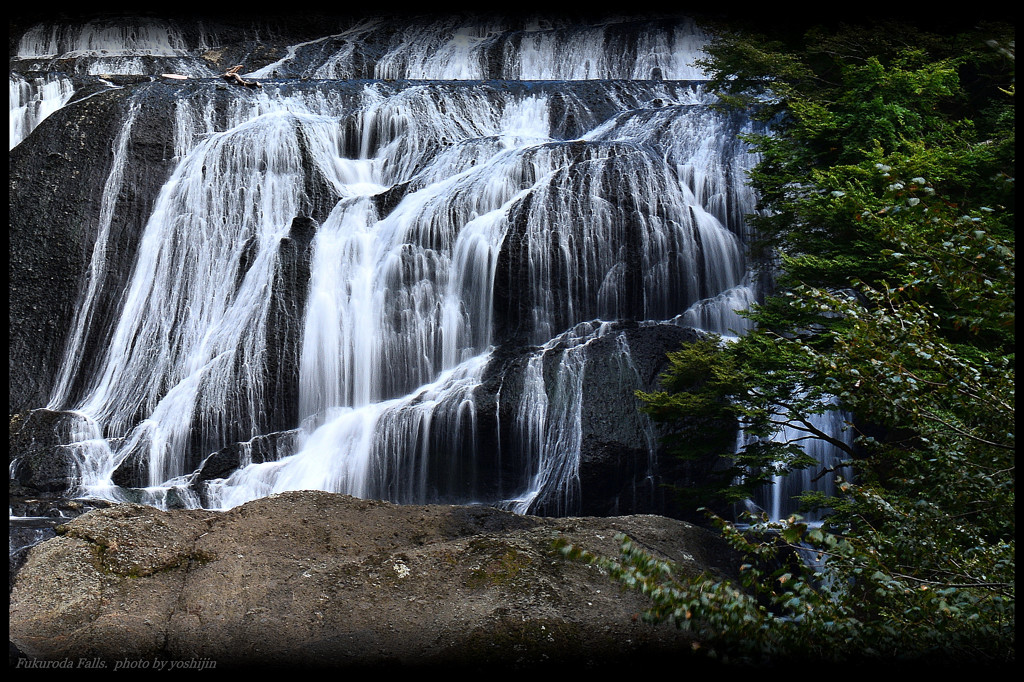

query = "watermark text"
[{"left": 15, "top": 657, "right": 216, "bottom": 671}]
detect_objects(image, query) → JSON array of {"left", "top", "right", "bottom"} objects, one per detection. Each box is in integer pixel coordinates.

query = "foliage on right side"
[{"left": 558, "top": 18, "right": 1014, "bottom": 666}]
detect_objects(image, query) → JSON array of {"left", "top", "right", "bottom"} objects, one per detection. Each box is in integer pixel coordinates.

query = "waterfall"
[
  {"left": 9, "top": 73, "right": 74, "bottom": 149},
  {"left": 744, "top": 400, "right": 857, "bottom": 523},
  {"left": 245, "top": 16, "right": 710, "bottom": 81},
  {"left": 47, "top": 100, "right": 141, "bottom": 408},
  {"left": 499, "top": 320, "right": 660, "bottom": 516},
  {"left": 13, "top": 17, "right": 218, "bottom": 77},
  {"left": 10, "top": 14, "right": 847, "bottom": 519}
]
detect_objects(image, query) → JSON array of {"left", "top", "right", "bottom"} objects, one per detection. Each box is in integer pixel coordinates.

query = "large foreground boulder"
[{"left": 9, "top": 490, "right": 739, "bottom": 670}]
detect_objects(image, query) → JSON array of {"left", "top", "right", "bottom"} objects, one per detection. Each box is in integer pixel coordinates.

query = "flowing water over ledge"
[{"left": 9, "top": 14, "right": 846, "bottom": 530}]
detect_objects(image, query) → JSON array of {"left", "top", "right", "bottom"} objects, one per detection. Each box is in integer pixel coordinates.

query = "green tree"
[{"left": 559, "top": 18, "right": 1014, "bottom": 665}]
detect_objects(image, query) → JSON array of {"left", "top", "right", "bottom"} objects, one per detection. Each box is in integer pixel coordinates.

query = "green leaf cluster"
[{"left": 595, "top": 17, "right": 1015, "bottom": 665}]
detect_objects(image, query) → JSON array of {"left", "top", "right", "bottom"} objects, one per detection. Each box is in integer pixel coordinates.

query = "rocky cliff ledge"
[{"left": 10, "top": 490, "right": 739, "bottom": 671}]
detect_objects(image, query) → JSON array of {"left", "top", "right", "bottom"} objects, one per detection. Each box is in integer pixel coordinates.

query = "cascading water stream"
[
  {"left": 744, "top": 399, "right": 857, "bottom": 523},
  {"left": 9, "top": 73, "right": 75, "bottom": 149},
  {"left": 47, "top": 100, "right": 141, "bottom": 409},
  {"left": 11, "top": 14, "right": 850, "bottom": 521},
  {"left": 12, "top": 18, "right": 218, "bottom": 77},
  {"left": 55, "top": 98, "right": 360, "bottom": 503}
]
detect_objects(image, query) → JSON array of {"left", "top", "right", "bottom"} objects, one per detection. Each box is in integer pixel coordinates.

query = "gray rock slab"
[{"left": 9, "top": 490, "right": 739, "bottom": 670}]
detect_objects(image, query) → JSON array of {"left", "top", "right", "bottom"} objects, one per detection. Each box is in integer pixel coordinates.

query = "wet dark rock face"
[
  {"left": 9, "top": 87, "right": 160, "bottom": 414},
  {"left": 576, "top": 324, "right": 702, "bottom": 517},
  {"left": 9, "top": 410, "right": 89, "bottom": 493}
]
